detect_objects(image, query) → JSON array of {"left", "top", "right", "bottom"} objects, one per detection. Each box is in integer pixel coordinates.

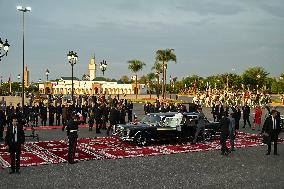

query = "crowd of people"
[
  {"left": 0, "top": 95, "right": 135, "bottom": 137},
  {"left": 192, "top": 90, "right": 272, "bottom": 108},
  {"left": 194, "top": 103, "right": 281, "bottom": 156}
]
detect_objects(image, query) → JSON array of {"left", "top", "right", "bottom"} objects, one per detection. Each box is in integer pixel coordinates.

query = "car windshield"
[{"left": 141, "top": 114, "right": 161, "bottom": 125}]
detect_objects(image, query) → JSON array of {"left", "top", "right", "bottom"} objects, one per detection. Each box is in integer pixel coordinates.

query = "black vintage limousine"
[{"left": 113, "top": 112, "right": 220, "bottom": 146}]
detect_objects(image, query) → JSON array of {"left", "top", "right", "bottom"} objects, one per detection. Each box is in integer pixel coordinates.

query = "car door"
[{"left": 181, "top": 115, "right": 197, "bottom": 137}]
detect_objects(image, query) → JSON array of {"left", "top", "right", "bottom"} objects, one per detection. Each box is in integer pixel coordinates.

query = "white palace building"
[{"left": 39, "top": 56, "right": 147, "bottom": 95}]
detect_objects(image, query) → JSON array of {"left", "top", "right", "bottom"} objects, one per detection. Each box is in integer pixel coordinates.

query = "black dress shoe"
[
  {"left": 68, "top": 160, "right": 78, "bottom": 164},
  {"left": 274, "top": 153, "right": 279, "bottom": 156},
  {"left": 9, "top": 170, "right": 15, "bottom": 174},
  {"left": 16, "top": 170, "right": 20, "bottom": 174},
  {"left": 265, "top": 153, "right": 270, "bottom": 155}
]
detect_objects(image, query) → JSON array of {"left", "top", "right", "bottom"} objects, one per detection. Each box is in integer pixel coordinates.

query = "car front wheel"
[
  {"left": 134, "top": 132, "right": 149, "bottom": 146},
  {"left": 205, "top": 131, "right": 213, "bottom": 141}
]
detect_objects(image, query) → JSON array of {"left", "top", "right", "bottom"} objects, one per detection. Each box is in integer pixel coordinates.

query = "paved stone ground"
[{"left": 0, "top": 104, "right": 283, "bottom": 189}]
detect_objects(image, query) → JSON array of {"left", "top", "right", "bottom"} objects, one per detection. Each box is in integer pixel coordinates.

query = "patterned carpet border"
[{"left": 0, "top": 132, "right": 283, "bottom": 169}]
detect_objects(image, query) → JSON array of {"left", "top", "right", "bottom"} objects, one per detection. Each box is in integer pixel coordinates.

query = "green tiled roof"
[{"left": 60, "top": 77, "right": 80, "bottom": 80}]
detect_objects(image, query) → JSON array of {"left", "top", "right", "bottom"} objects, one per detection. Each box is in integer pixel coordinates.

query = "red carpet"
[{"left": 0, "top": 132, "right": 283, "bottom": 169}]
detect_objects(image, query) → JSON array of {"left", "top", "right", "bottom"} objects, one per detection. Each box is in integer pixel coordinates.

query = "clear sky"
[{"left": 0, "top": 0, "right": 283, "bottom": 82}]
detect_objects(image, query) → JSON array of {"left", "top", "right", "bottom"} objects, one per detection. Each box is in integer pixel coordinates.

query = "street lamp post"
[
  {"left": 0, "top": 38, "right": 10, "bottom": 61},
  {"left": 100, "top": 60, "right": 107, "bottom": 76},
  {"left": 17, "top": 74, "right": 21, "bottom": 95},
  {"left": 256, "top": 74, "right": 261, "bottom": 93},
  {"left": 17, "top": 74, "right": 21, "bottom": 82},
  {"left": 17, "top": 5, "right": 31, "bottom": 107},
  {"left": 45, "top": 69, "right": 50, "bottom": 81},
  {"left": 67, "top": 51, "right": 78, "bottom": 104},
  {"left": 155, "top": 72, "right": 160, "bottom": 98}
]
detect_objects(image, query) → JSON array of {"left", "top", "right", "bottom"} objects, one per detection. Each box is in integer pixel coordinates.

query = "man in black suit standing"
[
  {"left": 0, "top": 110, "right": 6, "bottom": 141},
  {"left": 6, "top": 103, "right": 14, "bottom": 125},
  {"left": 127, "top": 101, "right": 133, "bottom": 122},
  {"left": 211, "top": 103, "right": 217, "bottom": 122},
  {"left": 219, "top": 111, "right": 231, "bottom": 155},
  {"left": 5, "top": 114, "right": 25, "bottom": 174},
  {"left": 242, "top": 103, "right": 251, "bottom": 128},
  {"left": 107, "top": 105, "right": 119, "bottom": 136},
  {"left": 56, "top": 104, "right": 62, "bottom": 126},
  {"left": 95, "top": 105, "right": 103, "bottom": 133},
  {"left": 48, "top": 103, "right": 55, "bottom": 126},
  {"left": 40, "top": 105, "right": 47, "bottom": 126},
  {"left": 214, "top": 102, "right": 224, "bottom": 122},
  {"left": 261, "top": 110, "right": 281, "bottom": 155}
]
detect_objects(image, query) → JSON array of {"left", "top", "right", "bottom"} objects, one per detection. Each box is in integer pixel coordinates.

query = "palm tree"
[
  {"left": 155, "top": 49, "right": 176, "bottom": 99},
  {"left": 151, "top": 60, "right": 163, "bottom": 98},
  {"left": 128, "top": 59, "right": 146, "bottom": 99},
  {"left": 146, "top": 73, "right": 155, "bottom": 99}
]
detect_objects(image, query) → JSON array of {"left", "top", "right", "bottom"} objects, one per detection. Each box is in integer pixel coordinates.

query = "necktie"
[
  {"left": 14, "top": 127, "right": 17, "bottom": 142},
  {"left": 273, "top": 119, "right": 276, "bottom": 130}
]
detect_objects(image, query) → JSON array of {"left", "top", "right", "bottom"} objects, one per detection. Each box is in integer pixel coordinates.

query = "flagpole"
[{"left": 9, "top": 74, "right": 12, "bottom": 94}]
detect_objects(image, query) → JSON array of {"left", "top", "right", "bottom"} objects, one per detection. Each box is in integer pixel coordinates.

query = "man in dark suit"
[
  {"left": 126, "top": 101, "right": 133, "bottom": 122},
  {"left": 219, "top": 111, "right": 231, "bottom": 155},
  {"left": 242, "top": 103, "right": 251, "bottom": 128},
  {"left": 214, "top": 102, "right": 224, "bottom": 122},
  {"left": 0, "top": 109, "right": 6, "bottom": 141},
  {"left": 48, "top": 103, "right": 55, "bottom": 126},
  {"left": 56, "top": 104, "right": 62, "bottom": 126},
  {"left": 211, "top": 103, "right": 217, "bottom": 122},
  {"left": 5, "top": 103, "right": 14, "bottom": 125},
  {"left": 261, "top": 110, "right": 281, "bottom": 155},
  {"left": 5, "top": 114, "right": 25, "bottom": 174},
  {"left": 40, "top": 105, "right": 47, "bottom": 126},
  {"left": 0, "top": 97, "right": 6, "bottom": 113},
  {"left": 95, "top": 105, "right": 103, "bottom": 133},
  {"left": 192, "top": 107, "right": 206, "bottom": 144},
  {"left": 107, "top": 106, "right": 119, "bottom": 136}
]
